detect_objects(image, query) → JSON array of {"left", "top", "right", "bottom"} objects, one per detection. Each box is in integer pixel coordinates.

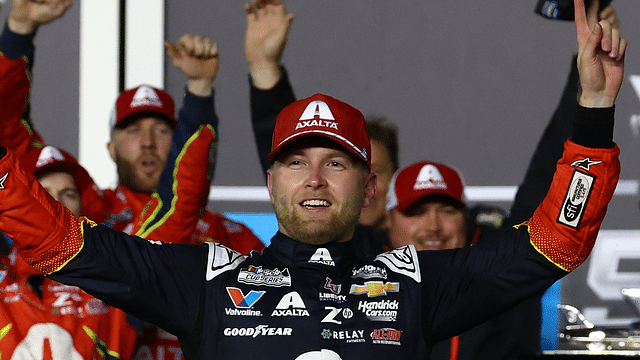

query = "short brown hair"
[{"left": 365, "top": 117, "right": 399, "bottom": 172}]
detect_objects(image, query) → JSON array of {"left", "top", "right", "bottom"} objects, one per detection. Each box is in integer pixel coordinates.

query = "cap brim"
[{"left": 269, "top": 130, "right": 368, "bottom": 165}]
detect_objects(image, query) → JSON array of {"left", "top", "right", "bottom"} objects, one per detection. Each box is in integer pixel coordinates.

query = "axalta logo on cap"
[
  {"left": 35, "top": 146, "right": 66, "bottom": 168},
  {"left": 413, "top": 164, "right": 448, "bottom": 190},
  {"left": 130, "top": 86, "right": 163, "bottom": 109},
  {"left": 295, "top": 101, "right": 338, "bottom": 130}
]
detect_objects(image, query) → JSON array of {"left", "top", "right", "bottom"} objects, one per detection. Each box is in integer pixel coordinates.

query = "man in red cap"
[
  {"left": 0, "top": 0, "right": 265, "bottom": 249},
  {"left": 385, "top": 161, "right": 468, "bottom": 251},
  {"left": 0, "top": 1, "right": 626, "bottom": 358},
  {"left": 0, "top": 1, "right": 264, "bottom": 359}
]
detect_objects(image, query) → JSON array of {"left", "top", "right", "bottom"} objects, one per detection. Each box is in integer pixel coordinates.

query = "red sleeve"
[
  {"left": 0, "top": 52, "right": 46, "bottom": 156},
  {"left": 0, "top": 148, "right": 92, "bottom": 275},
  {"left": 134, "top": 124, "right": 216, "bottom": 244},
  {"left": 517, "top": 140, "right": 620, "bottom": 271}
]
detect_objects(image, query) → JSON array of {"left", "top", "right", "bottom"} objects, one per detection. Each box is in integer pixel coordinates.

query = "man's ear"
[
  {"left": 266, "top": 168, "right": 274, "bottom": 201},
  {"left": 107, "top": 140, "right": 117, "bottom": 162},
  {"left": 362, "top": 172, "right": 377, "bottom": 208}
]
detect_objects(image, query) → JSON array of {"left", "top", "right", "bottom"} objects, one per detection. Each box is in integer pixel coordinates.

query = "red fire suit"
[{"left": 0, "top": 26, "right": 264, "bottom": 360}]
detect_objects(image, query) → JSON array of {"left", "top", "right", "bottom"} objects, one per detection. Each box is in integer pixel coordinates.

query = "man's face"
[
  {"left": 358, "top": 139, "right": 394, "bottom": 230},
  {"left": 386, "top": 199, "right": 466, "bottom": 251},
  {"left": 267, "top": 139, "right": 376, "bottom": 245},
  {"left": 38, "top": 171, "right": 82, "bottom": 217},
  {"left": 107, "top": 117, "right": 173, "bottom": 194}
]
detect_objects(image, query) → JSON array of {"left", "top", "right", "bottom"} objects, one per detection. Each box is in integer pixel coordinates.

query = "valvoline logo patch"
[{"left": 227, "top": 287, "right": 265, "bottom": 309}]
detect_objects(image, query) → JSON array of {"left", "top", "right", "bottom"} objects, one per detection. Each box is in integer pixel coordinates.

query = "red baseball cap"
[
  {"left": 18, "top": 145, "right": 95, "bottom": 199},
  {"left": 386, "top": 161, "right": 466, "bottom": 212},
  {"left": 268, "top": 93, "right": 371, "bottom": 169},
  {"left": 110, "top": 85, "right": 177, "bottom": 131}
]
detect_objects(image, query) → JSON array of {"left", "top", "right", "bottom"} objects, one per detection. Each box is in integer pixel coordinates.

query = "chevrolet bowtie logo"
[
  {"left": 0, "top": 172, "right": 7, "bottom": 189},
  {"left": 349, "top": 281, "right": 400, "bottom": 297}
]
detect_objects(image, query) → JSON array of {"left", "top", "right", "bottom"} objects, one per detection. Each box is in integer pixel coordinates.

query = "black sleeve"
[
  {"left": 505, "top": 56, "right": 579, "bottom": 226},
  {"left": 249, "top": 67, "right": 296, "bottom": 177},
  {"left": 0, "top": 23, "right": 36, "bottom": 61},
  {"left": 50, "top": 223, "right": 209, "bottom": 338}
]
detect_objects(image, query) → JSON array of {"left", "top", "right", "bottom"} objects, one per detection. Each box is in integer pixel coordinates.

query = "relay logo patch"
[{"left": 227, "top": 287, "right": 265, "bottom": 308}]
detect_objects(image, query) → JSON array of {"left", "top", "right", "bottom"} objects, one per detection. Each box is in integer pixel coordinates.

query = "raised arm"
[
  {"left": 525, "top": 0, "right": 624, "bottom": 272},
  {"left": 135, "top": 35, "right": 220, "bottom": 244},
  {"left": 574, "top": 0, "right": 625, "bottom": 108},
  {"left": 245, "top": 0, "right": 297, "bottom": 175},
  {"left": 166, "top": 33, "right": 219, "bottom": 98},
  {"left": 507, "top": 2, "right": 620, "bottom": 226},
  {"left": 245, "top": 0, "right": 294, "bottom": 90},
  {"left": 0, "top": 0, "right": 72, "bottom": 156}
]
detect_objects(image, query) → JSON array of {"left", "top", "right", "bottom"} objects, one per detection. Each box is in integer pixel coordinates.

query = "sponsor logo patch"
[
  {"left": 296, "top": 101, "right": 338, "bottom": 131},
  {"left": 295, "top": 119, "right": 338, "bottom": 130},
  {"left": 351, "top": 265, "right": 387, "bottom": 280},
  {"left": 358, "top": 300, "right": 399, "bottom": 322},
  {"left": 206, "top": 243, "right": 246, "bottom": 281},
  {"left": 350, "top": 281, "right": 400, "bottom": 298},
  {"left": 225, "top": 287, "right": 264, "bottom": 316},
  {"left": 371, "top": 328, "right": 402, "bottom": 345},
  {"left": 237, "top": 266, "right": 292, "bottom": 287},
  {"left": 271, "top": 291, "right": 310, "bottom": 317},
  {"left": 557, "top": 170, "right": 595, "bottom": 229},
  {"left": 413, "top": 164, "right": 448, "bottom": 190},
  {"left": 321, "top": 306, "right": 353, "bottom": 324},
  {"left": 223, "top": 325, "right": 292, "bottom": 337},
  {"left": 130, "top": 85, "right": 163, "bottom": 108},
  {"left": 319, "top": 292, "right": 347, "bottom": 303},
  {"left": 321, "top": 329, "right": 366, "bottom": 343},
  {"left": 375, "top": 246, "right": 421, "bottom": 283},
  {"left": 571, "top": 158, "right": 603, "bottom": 172},
  {"left": 308, "top": 248, "right": 335, "bottom": 266},
  {"left": 323, "top": 277, "right": 342, "bottom": 294}
]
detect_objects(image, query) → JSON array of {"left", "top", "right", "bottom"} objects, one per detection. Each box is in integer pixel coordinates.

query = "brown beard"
[
  {"left": 272, "top": 191, "right": 364, "bottom": 245},
  {"left": 114, "top": 153, "right": 160, "bottom": 195}
]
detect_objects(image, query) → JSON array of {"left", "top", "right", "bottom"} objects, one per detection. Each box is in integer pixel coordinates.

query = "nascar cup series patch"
[{"left": 557, "top": 170, "right": 595, "bottom": 229}]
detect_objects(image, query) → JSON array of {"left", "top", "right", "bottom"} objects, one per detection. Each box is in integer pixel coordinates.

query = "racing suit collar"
[{"left": 268, "top": 232, "right": 358, "bottom": 271}]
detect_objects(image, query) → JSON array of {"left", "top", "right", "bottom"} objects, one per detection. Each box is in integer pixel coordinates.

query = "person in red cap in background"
[
  {"left": 385, "top": 161, "right": 468, "bottom": 252},
  {"left": 0, "top": 0, "right": 264, "bottom": 249},
  {"left": 0, "top": 0, "right": 264, "bottom": 358},
  {"left": 0, "top": 3, "right": 627, "bottom": 353},
  {"left": 0, "top": 144, "right": 137, "bottom": 359}
]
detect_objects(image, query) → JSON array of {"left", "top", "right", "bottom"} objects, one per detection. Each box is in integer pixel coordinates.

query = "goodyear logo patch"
[{"left": 558, "top": 170, "right": 595, "bottom": 229}]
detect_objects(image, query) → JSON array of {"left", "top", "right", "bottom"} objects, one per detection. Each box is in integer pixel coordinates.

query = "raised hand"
[
  {"left": 244, "top": 0, "right": 295, "bottom": 89},
  {"left": 574, "top": 0, "right": 626, "bottom": 108},
  {"left": 8, "top": 0, "right": 73, "bottom": 34},
  {"left": 166, "top": 34, "right": 220, "bottom": 97}
]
